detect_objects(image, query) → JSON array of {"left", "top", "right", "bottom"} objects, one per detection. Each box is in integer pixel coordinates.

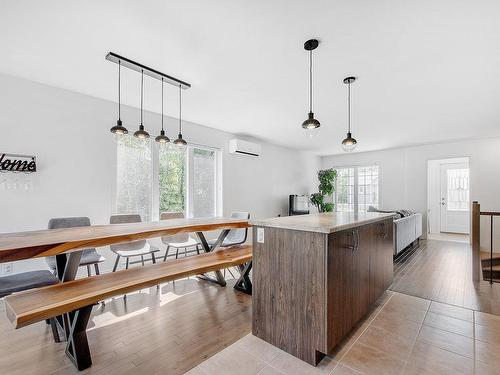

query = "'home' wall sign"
[{"left": 0, "top": 153, "right": 37, "bottom": 173}]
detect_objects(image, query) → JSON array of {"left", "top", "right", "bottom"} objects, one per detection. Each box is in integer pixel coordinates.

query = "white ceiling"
[{"left": 1, "top": 0, "right": 499, "bottom": 155}]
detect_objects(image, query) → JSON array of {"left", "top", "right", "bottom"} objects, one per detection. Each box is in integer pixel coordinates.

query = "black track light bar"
[{"left": 106, "top": 52, "right": 191, "bottom": 90}]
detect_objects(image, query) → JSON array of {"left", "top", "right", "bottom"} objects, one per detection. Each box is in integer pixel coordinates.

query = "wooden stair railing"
[{"left": 472, "top": 201, "right": 500, "bottom": 284}]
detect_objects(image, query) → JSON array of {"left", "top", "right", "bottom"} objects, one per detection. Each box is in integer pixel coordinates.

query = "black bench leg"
[
  {"left": 234, "top": 261, "right": 252, "bottom": 295},
  {"left": 65, "top": 305, "right": 93, "bottom": 371}
]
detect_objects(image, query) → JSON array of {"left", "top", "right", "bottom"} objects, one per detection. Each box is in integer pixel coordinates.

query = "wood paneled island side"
[{"left": 251, "top": 212, "right": 395, "bottom": 365}]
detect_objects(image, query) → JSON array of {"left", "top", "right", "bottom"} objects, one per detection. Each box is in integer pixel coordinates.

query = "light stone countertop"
[{"left": 250, "top": 212, "right": 395, "bottom": 234}]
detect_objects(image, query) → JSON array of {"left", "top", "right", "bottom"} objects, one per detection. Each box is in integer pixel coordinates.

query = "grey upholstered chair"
[
  {"left": 110, "top": 214, "right": 160, "bottom": 271},
  {"left": 160, "top": 212, "right": 201, "bottom": 261},
  {"left": 208, "top": 211, "right": 250, "bottom": 247},
  {"left": 46, "top": 217, "right": 106, "bottom": 277},
  {"left": 0, "top": 270, "right": 59, "bottom": 298}
]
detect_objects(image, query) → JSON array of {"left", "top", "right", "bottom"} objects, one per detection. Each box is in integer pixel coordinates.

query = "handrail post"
[{"left": 472, "top": 201, "right": 481, "bottom": 282}]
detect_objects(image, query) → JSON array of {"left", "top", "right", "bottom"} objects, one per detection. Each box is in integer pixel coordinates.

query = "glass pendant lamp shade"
[
  {"left": 302, "top": 112, "right": 320, "bottom": 130},
  {"left": 302, "top": 39, "right": 320, "bottom": 135},
  {"left": 342, "top": 132, "right": 357, "bottom": 152},
  {"left": 155, "top": 78, "right": 170, "bottom": 144},
  {"left": 342, "top": 76, "right": 357, "bottom": 152},
  {"left": 134, "top": 124, "right": 149, "bottom": 139},
  {"left": 134, "top": 69, "right": 150, "bottom": 139},
  {"left": 110, "top": 60, "right": 128, "bottom": 134},
  {"left": 174, "top": 133, "right": 187, "bottom": 146}
]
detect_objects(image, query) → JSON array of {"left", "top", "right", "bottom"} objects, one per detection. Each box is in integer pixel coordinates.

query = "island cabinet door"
[
  {"left": 369, "top": 219, "right": 394, "bottom": 304},
  {"left": 326, "top": 225, "right": 370, "bottom": 352}
]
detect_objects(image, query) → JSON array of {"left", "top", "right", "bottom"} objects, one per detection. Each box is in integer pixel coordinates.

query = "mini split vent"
[{"left": 228, "top": 139, "right": 261, "bottom": 157}]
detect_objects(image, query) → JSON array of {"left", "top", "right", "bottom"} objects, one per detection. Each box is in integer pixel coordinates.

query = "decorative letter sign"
[{"left": 0, "top": 153, "right": 37, "bottom": 173}]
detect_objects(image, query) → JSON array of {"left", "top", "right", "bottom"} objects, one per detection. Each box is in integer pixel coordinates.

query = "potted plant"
[{"left": 310, "top": 168, "right": 337, "bottom": 213}]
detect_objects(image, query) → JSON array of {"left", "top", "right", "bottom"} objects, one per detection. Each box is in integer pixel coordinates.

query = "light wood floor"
[
  {"left": 0, "top": 277, "right": 252, "bottom": 375},
  {"left": 391, "top": 239, "right": 500, "bottom": 315}
]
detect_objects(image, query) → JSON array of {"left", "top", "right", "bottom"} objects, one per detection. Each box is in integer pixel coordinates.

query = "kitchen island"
[{"left": 251, "top": 212, "right": 394, "bottom": 365}]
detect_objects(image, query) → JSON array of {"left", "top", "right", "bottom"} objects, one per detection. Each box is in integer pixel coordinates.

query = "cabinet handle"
[
  {"left": 344, "top": 229, "right": 359, "bottom": 252},
  {"left": 376, "top": 222, "right": 388, "bottom": 239}
]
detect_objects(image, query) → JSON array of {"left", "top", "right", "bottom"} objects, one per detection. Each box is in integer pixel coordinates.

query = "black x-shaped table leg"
[
  {"left": 196, "top": 229, "right": 230, "bottom": 286},
  {"left": 51, "top": 251, "right": 94, "bottom": 371}
]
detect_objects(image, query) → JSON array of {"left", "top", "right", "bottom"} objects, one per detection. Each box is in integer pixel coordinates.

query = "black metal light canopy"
[
  {"left": 155, "top": 78, "right": 170, "bottom": 144},
  {"left": 110, "top": 60, "right": 129, "bottom": 134},
  {"left": 342, "top": 76, "right": 357, "bottom": 152},
  {"left": 134, "top": 70, "right": 150, "bottom": 139},
  {"left": 174, "top": 85, "right": 187, "bottom": 146},
  {"left": 302, "top": 39, "right": 321, "bottom": 133}
]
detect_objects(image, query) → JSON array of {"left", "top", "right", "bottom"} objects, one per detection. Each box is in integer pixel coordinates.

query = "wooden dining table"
[
  {"left": 0, "top": 216, "right": 252, "bottom": 371},
  {"left": 0, "top": 216, "right": 252, "bottom": 285}
]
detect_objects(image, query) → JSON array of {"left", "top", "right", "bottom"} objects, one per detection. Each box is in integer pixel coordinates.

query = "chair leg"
[
  {"left": 196, "top": 245, "right": 200, "bottom": 255},
  {"left": 86, "top": 265, "right": 91, "bottom": 277},
  {"left": 175, "top": 248, "right": 179, "bottom": 259},
  {"left": 184, "top": 247, "right": 187, "bottom": 257},
  {"left": 125, "top": 257, "right": 129, "bottom": 270},
  {"left": 151, "top": 251, "right": 156, "bottom": 264},
  {"left": 163, "top": 245, "right": 170, "bottom": 261},
  {"left": 50, "top": 317, "right": 61, "bottom": 343},
  {"left": 113, "top": 255, "right": 120, "bottom": 272},
  {"left": 141, "top": 255, "right": 145, "bottom": 266},
  {"left": 94, "top": 263, "right": 100, "bottom": 275}
]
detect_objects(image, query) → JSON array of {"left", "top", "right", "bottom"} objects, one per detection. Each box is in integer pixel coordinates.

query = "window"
[
  {"left": 115, "top": 136, "right": 153, "bottom": 220},
  {"left": 336, "top": 168, "right": 355, "bottom": 212},
  {"left": 446, "top": 168, "right": 469, "bottom": 211},
  {"left": 116, "top": 136, "right": 221, "bottom": 221},
  {"left": 335, "top": 165, "right": 379, "bottom": 213}
]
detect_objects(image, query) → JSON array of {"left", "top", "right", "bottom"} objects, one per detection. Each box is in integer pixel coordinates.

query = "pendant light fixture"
[
  {"left": 134, "top": 69, "right": 150, "bottom": 139},
  {"left": 302, "top": 39, "right": 320, "bottom": 136},
  {"left": 155, "top": 78, "right": 170, "bottom": 144},
  {"left": 342, "top": 76, "right": 357, "bottom": 152},
  {"left": 173, "top": 84, "right": 187, "bottom": 146},
  {"left": 110, "top": 60, "right": 128, "bottom": 134}
]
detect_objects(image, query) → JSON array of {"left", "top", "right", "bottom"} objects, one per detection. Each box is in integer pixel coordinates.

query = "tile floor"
[{"left": 186, "top": 291, "right": 500, "bottom": 375}]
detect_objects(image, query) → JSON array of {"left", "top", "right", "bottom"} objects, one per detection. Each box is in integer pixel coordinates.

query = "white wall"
[
  {"left": 321, "top": 138, "right": 500, "bottom": 250},
  {"left": 0, "top": 73, "right": 318, "bottom": 274}
]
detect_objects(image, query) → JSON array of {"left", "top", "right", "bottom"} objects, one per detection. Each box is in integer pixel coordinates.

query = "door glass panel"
[
  {"left": 190, "top": 147, "right": 216, "bottom": 218},
  {"left": 446, "top": 168, "right": 469, "bottom": 211}
]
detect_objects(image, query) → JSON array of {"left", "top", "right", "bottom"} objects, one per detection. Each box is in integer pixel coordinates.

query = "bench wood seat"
[{"left": 5, "top": 245, "right": 252, "bottom": 329}]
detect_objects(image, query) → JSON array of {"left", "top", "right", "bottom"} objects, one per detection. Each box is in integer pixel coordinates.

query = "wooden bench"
[{"left": 4, "top": 245, "right": 253, "bottom": 370}]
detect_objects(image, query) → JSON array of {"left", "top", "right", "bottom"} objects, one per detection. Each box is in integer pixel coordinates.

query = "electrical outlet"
[{"left": 1, "top": 263, "right": 13, "bottom": 275}]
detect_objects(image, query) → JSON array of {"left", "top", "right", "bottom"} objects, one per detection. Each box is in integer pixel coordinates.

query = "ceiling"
[{"left": 1, "top": 0, "right": 499, "bottom": 155}]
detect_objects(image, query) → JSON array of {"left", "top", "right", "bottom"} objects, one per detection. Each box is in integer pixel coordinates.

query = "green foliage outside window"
[{"left": 310, "top": 168, "right": 337, "bottom": 213}]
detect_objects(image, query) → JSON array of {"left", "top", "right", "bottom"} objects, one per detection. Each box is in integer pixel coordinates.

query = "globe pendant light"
[
  {"left": 342, "top": 76, "right": 358, "bottom": 152},
  {"left": 302, "top": 39, "right": 320, "bottom": 137},
  {"left": 174, "top": 85, "right": 187, "bottom": 146},
  {"left": 110, "top": 60, "right": 128, "bottom": 134},
  {"left": 134, "top": 69, "right": 150, "bottom": 139},
  {"left": 155, "top": 78, "right": 170, "bottom": 144}
]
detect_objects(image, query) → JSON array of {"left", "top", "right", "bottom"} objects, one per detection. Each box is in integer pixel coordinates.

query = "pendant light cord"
[
  {"left": 179, "top": 85, "right": 182, "bottom": 134},
  {"left": 140, "top": 69, "right": 144, "bottom": 125},
  {"left": 161, "top": 78, "right": 164, "bottom": 131},
  {"left": 118, "top": 60, "right": 121, "bottom": 120},
  {"left": 309, "top": 50, "right": 313, "bottom": 113},
  {"left": 348, "top": 82, "right": 351, "bottom": 133}
]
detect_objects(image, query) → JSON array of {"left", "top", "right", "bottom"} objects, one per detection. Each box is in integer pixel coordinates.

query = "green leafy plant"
[{"left": 310, "top": 168, "right": 337, "bottom": 213}]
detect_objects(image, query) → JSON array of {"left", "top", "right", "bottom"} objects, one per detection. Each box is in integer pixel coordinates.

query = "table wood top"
[{"left": 0, "top": 217, "right": 251, "bottom": 263}]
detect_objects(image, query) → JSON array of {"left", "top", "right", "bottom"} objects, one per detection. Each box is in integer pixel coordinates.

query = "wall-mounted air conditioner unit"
[{"left": 228, "top": 139, "right": 261, "bottom": 157}]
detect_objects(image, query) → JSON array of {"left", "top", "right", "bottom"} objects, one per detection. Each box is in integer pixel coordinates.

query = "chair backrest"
[
  {"left": 109, "top": 214, "right": 147, "bottom": 252},
  {"left": 224, "top": 212, "right": 250, "bottom": 246},
  {"left": 46, "top": 217, "right": 96, "bottom": 269},
  {"left": 160, "top": 212, "right": 189, "bottom": 243}
]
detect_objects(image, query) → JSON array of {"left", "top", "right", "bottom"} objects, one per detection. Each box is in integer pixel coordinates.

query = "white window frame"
[
  {"left": 334, "top": 165, "right": 379, "bottom": 213},
  {"left": 115, "top": 136, "right": 222, "bottom": 222}
]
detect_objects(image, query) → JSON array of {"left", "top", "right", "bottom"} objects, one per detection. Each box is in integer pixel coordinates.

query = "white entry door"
[{"left": 440, "top": 163, "right": 470, "bottom": 234}]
